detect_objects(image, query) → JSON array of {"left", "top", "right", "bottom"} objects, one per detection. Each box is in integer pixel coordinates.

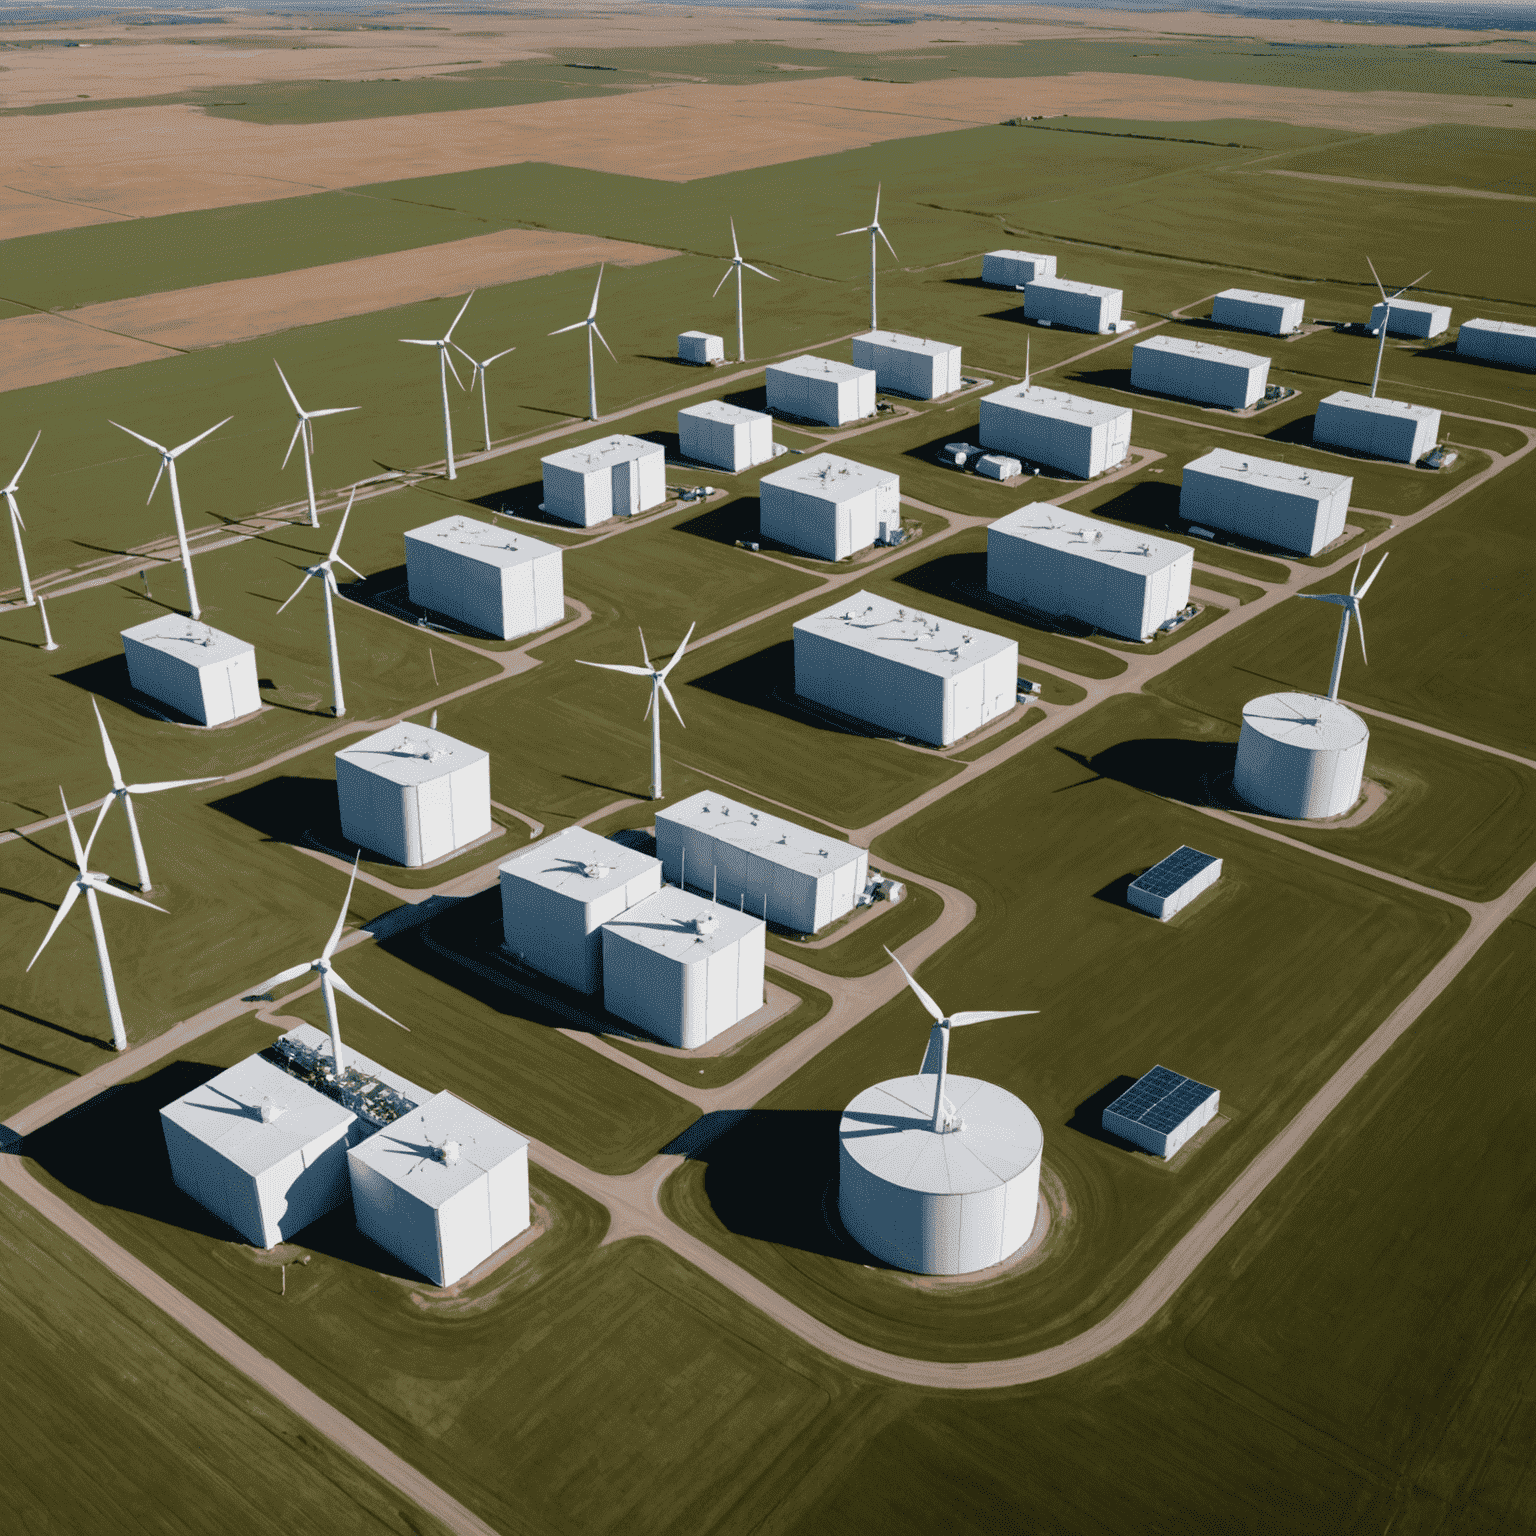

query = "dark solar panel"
[
  {"left": 1130, "top": 846, "right": 1218, "bottom": 899},
  {"left": 1106, "top": 1066, "right": 1216, "bottom": 1130}
]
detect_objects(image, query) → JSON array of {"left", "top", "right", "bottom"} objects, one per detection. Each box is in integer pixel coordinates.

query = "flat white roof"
[
  {"left": 992, "top": 504, "right": 1191, "bottom": 577},
  {"left": 678, "top": 330, "right": 717, "bottom": 341},
  {"left": 1374, "top": 297, "right": 1447, "bottom": 316},
  {"left": 1241, "top": 691, "right": 1369, "bottom": 751},
  {"left": 987, "top": 248, "right": 1051, "bottom": 261},
  {"left": 500, "top": 826, "right": 659, "bottom": 903},
  {"left": 336, "top": 723, "right": 488, "bottom": 788},
  {"left": 759, "top": 452, "right": 895, "bottom": 504},
  {"left": 1216, "top": 287, "right": 1301, "bottom": 307},
  {"left": 1185, "top": 447, "right": 1351, "bottom": 497},
  {"left": 404, "top": 514, "right": 559, "bottom": 572},
  {"left": 277, "top": 1023, "right": 428, "bottom": 1106},
  {"left": 1027, "top": 275, "right": 1120, "bottom": 300},
  {"left": 982, "top": 382, "right": 1130, "bottom": 428},
  {"left": 160, "top": 1054, "right": 354, "bottom": 1176},
  {"left": 794, "top": 589, "right": 1015, "bottom": 680},
  {"left": 542, "top": 434, "right": 662, "bottom": 473},
  {"left": 769, "top": 354, "right": 874, "bottom": 384},
  {"left": 1461, "top": 318, "right": 1536, "bottom": 339},
  {"left": 659, "top": 790, "right": 865, "bottom": 879},
  {"left": 679, "top": 399, "right": 770, "bottom": 427},
  {"left": 602, "top": 885, "right": 762, "bottom": 961},
  {"left": 348, "top": 1089, "right": 526, "bottom": 1210},
  {"left": 1136, "top": 334, "right": 1269, "bottom": 369},
  {"left": 121, "top": 616, "right": 253, "bottom": 668},
  {"left": 1321, "top": 390, "right": 1439, "bottom": 424},
  {"left": 853, "top": 330, "right": 959, "bottom": 356}
]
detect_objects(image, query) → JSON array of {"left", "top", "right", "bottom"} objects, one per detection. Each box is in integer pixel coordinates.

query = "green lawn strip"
[
  {"left": 1260, "top": 122, "right": 1536, "bottom": 196},
  {"left": 1088, "top": 597, "right": 1229, "bottom": 655},
  {"left": 766, "top": 878, "right": 945, "bottom": 980},
  {"left": 1190, "top": 567, "right": 1264, "bottom": 605},
  {"left": 1294, "top": 509, "right": 1392, "bottom": 569},
  {"left": 950, "top": 704, "right": 1046, "bottom": 761}
]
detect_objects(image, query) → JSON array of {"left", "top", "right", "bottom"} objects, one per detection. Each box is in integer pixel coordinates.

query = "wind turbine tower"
[
  {"left": 4, "top": 430, "right": 41, "bottom": 605},
  {"left": 1366, "top": 258, "right": 1431, "bottom": 399},
  {"left": 712, "top": 218, "right": 778, "bottom": 362},
  {"left": 274, "top": 362, "right": 358, "bottom": 528},
  {"left": 1301, "top": 551, "right": 1388, "bottom": 701},
  {"left": 111, "top": 417, "right": 231, "bottom": 621},
  {"left": 837, "top": 184, "right": 899, "bottom": 332},
  {"left": 549, "top": 266, "right": 615, "bottom": 422},
  {"left": 277, "top": 490, "right": 362, "bottom": 717},
  {"left": 400, "top": 292, "right": 474, "bottom": 480},
  {"left": 577, "top": 621, "right": 696, "bottom": 800},
  {"left": 28, "top": 788, "right": 167, "bottom": 1051},
  {"left": 452, "top": 342, "right": 517, "bottom": 453}
]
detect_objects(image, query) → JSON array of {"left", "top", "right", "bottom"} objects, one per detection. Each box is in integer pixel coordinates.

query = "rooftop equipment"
[
  {"left": 1127, "top": 847, "right": 1222, "bottom": 921},
  {"left": 678, "top": 400, "right": 775, "bottom": 473},
  {"left": 982, "top": 250, "right": 1056, "bottom": 288},
  {"left": 758, "top": 453, "right": 900, "bottom": 560},
  {"left": 1131, "top": 335, "right": 1271, "bottom": 410},
  {"left": 1102, "top": 1066, "right": 1219, "bottom": 1160},
  {"left": 541, "top": 434, "right": 666, "bottom": 525},
  {"left": 766, "top": 355, "right": 877, "bottom": 426},
  {"left": 404, "top": 514, "right": 564, "bottom": 640},
  {"left": 850, "top": 330, "right": 962, "bottom": 400},
  {"left": 979, "top": 383, "right": 1132, "bottom": 479},
  {"left": 1022, "top": 275, "right": 1122, "bottom": 334},
  {"left": 1211, "top": 288, "right": 1305, "bottom": 336},
  {"left": 1178, "top": 448, "right": 1351, "bottom": 557}
]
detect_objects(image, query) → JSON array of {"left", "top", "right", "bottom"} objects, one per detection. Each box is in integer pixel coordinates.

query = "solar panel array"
[
  {"left": 1106, "top": 1066, "right": 1216, "bottom": 1130},
  {"left": 1130, "top": 846, "right": 1219, "bottom": 900}
]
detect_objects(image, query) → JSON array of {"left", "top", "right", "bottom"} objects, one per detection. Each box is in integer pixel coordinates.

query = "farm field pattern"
[{"left": 2, "top": 7, "right": 1535, "bottom": 1533}]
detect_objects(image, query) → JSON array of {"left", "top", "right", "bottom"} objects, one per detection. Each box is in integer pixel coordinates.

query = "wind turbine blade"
[
  {"left": 443, "top": 347, "right": 465, "bottom": 390},
  {"left": 549, "top": 320, "right": 587, "bottom": 336},
  {"left": 328, "top": 496, "right": 353, "bottom": 561},
  {"left": 592, "top": 324, "right": 617, "bottom": 364},
  {"left": 170, "top": 417, "right": 232, "bottom": 458},
  {"left": 445, "top": 290, "right": 475, "bottom": 341},
  {"left": 637, "top": 626, "right": 653, "bottom": 671},
  {"left": 5, "top": 490, "right": 21, "bottom": 531},
  {"left": 1348, "top": 552, "right": 1364, "bottom": 593},
  {"left": 450, "top": 342, "right": 476, "bottom": 367},
  {"left": 12, "top": 430, "right": 42, "bottom": 485},
  {"left": 87, "top": 877, "right": 168, "bottom": 914},
  {"left": 85, "top": 794, "right": 114, "bottom": 864},
  {"left": 643, "top": 687, "right": 655, "bottom": 723},
  {"left": 1365, "top": 255, "right": 1388, "bottom": 301},
  {"left": 246, "top": 960, "right": 315, "bottom": 997},
  {"left": 659, "top": 620, "right": 696, "bottom": 678},
  {"left": 730, "top": 217, "right": 741, "bottom": 261},
  {"left": 399, "top": 338, "right": 439, "bottom": 346},
  {"left": 949, "top": 1008, "right": 1039, "bottom": 1027},
  {"left": 273, "top": 360, "right": 304, "bottom": 415},
  {"left": 110, "top": 421, "right": 167, "bottom": 455},
  {"left": 878, "top": 226, "right": 899, "bottom": 262},
  {"left": 307, "top": 406, "right": 359, "bottom": 420},
  {"left": 576, "top": 659, "right": 653, "bottom": 677},
  {"left": 146, "top": 458, "right": 166, "bottom": 505},
  {"left": 27, "top": 883, "right": 81, "bottom": 971},
  {"left": 588, "top": 264, "right": 605, "bottom": 320},
  {"left": 91, "top": 699, "right": 124, "bottom": 789},
  {"left": 712, "top": 265, "right": 735, "bottom": 299},
  {"left": 58, "top": 787, "right": 86, "bottom": 873},
  {"left": 276, "top": 571, "right": 313, "bottom": 614},
  {"left": 884, "top": 946, "right": 944, "bottom": 1024},
  {"left": 874, "top": 183, "right": 882, "bottom": 221},
  {"left": 836, "top": 225, "right": 869, "bottom": 238},
  {"left": 334, "top": 558, "right": 367, "bottom": 583},
  {"left": 486, "top": 347, "right": 517, "bottom": 366},
  {"left": 328, "top": 969, "right": 408, "bottom": 1030},
  {"left": 282, "top": 418, "right": 305, "bottom": 470},
  {"left": 1356, "top": 550, "right": 1389, "bottom": 598},
  {"left": 1298, "top": 593, "right": 1346, "bottom": 606},
  {"left": 1352, "top": 606, "right": 1368, "bottom": 666},
  {"left": 742, "top": 262, "right": 778, "bottom": 282},
  {"left": 1406, "top": 269, "right": 1432, "bottom": 293},
  {"left": 659, "top": 678, "right": 686, "bottom": 728},
  {"left": 323, "top": 856, "right": 360, "bottom": 960},
  {"left": 124, "top": 776, "right": 219, "bottom": 795}
]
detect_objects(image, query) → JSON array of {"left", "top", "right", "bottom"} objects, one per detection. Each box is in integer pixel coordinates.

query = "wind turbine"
[
  {"left": 400, "top": 292, "right": 474, "bottom": 480},
  {"left": 110, "top": 417, "right": 231, "bottom": 621},
  {"left": 886, "top": 947, "right": 1037, "bottom": 1135},
  {"left": 28, "top": 788, "right": 167, "bottom": 1052},
  {"left": 277, "top": 489, "right": 361, "bottom": 718},
  {"left": 1365, "top": 258, "right": 1431, "bottom": 399},
  {"left": 837, "top": 184, "right": 898, "bottom": 332},
  {"left": 451, "top": 341, "right": 517, "bottom": 453},
  {"left": 85, "top": 700, "right": 218, "bottom": 893},
  {"left": 549, "top": 266, "right": 615, "bottom": 422},
  {"left": 274, "top": 361, "right": 358, "bottom": 529},
  {"left": 243, "top": 856, "right": 406, "bottom": 1078},
  {"left": 1300, "top": 551, "right": 1388, "bottom": 702},
  {"left": 4, "top": 430, "right": 41, "bottom": 605},
  {"left": 712, "top": 218, "right": 778, "bottom": 362},
  {"left": 577, "top": 621, "right": 696, "bottom": 801}
]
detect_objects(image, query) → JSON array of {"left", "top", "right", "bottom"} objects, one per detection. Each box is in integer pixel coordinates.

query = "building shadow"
[
  {"left": 1067, "top": 1076, "right": 1141, "bottom": 1150},
  {"left": 892, "top": 552, "right": 1098, "bottom": 639},
  {"left": 675, "top": 496, "right": 759, "bottom": 548},
  {"left": 1066, "top": 366, "right": 1134, "bottom": 392},
  {"left": 1057, "top": 739, "right": 1238, "bottom": 806},
  {"left": 1264, "top": 413, "right": 1319, "bottom": 447},
  {"left": 210, "top": 776, "right": 340, "bottom": 849},
  {"left": 54, "top": 655, "right": 199, "bottom": 724},
  {"left": 341, "top": 565, "right": 502, "bottom": 641},
  {"left": 466, "top": 478, "right": 547, "bottom": 520},
  {"left": 903, "top": 426, "right": 981, "bottom": 467},
  {"left": 1091, "top": 870, "right": 1147, "bottom": 908},
  {"left": 719, "top": 384, "right": 770, "bottom": 413},
  {"left": 689, "top": 641, "right": 881, "bottom": 737}
]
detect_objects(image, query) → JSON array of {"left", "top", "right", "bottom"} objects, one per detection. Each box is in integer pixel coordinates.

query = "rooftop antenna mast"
[
  {"left": 1365, "top": 258, "right": 1431, "bottom": 400},
  {"left": 1299, "top": 550, "right": 1388, "bottom": 701}
]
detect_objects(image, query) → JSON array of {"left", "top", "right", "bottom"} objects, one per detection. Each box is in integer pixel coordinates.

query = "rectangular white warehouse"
[
  {"left": 766, "top": 355, "right": 877, "bottom": 426},
  {"left": 541, "top": 435, "right": 666, "bottom": 526},
  {"left": 160, "top": 1054, "right": 356, "bottom": 1250},
  {"left": 678, "top": 400, "right": 775, "bottom": 473},
  {"left": 850, "top": 330, "right": 962, "bottom": 400},
  {"left": 1131, "top": 335, "right": 1271, "bottom": 410},
  {"left": 1370, "top": 298, "right": 1451, "bottom": 339},
  {"left": 987, "top": 506, "right": 1192, "bottom": 642},
  {"left": 1457, "top": 318, "right": 1536, "bottom": 370},
  {"left": 499, "top": 827, "right": 663, "bottom": 994},
  {"left": 601, "top": 887, "right": 765, "bottom": 1049},
  {"left": 982, "top": 249, "right": 1056, "bottom": 288},
  {"left": 121, "top": 616, "right": 260, "bottom": 728},
  {"left": 1211, "top": 288, "right": 1304, "bottom": 336},
  {"left": 335, "top": 723, "right": 491, "bottom": 868},
  {"left": 678, "top": 330, "right": 724, "bottom": 364},
  {"left": 759, "top": 453, "right": 900, "bottom": 561},
  {"left": 1180, "top": 448, "right": 1351, "bottom": 557},
  {"left": 793, "top": 590, "right": 1018, "bottom": 748},
  {"left": 404, "top": 514, "right": 564, "bottom": 641},
  {"left": 1127, "top": 846, "right": 1223, "bottom": 921},
  {"left": 348, "top": 1091, "right": 529, "bottom": 1287},
  {"left": 655, "top": 791, "right": 869, "bottom": 935},
  {"left": 979, "top": 383, "right": 1132, "bottom": 480},
  {"left": 1103, "top": 1066, "right": 1220, "bottom": 1160},
  {"left": 1314, "top": 391, "right": 1441, "bottom": 464},
  {"left": 1023, "top": 276, "right": 1122, "bottom": 334}
]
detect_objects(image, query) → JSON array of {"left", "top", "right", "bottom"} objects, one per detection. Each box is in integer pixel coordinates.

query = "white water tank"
[{"left": 1234, "top": 691, "right": 1369, "bottom": 820}]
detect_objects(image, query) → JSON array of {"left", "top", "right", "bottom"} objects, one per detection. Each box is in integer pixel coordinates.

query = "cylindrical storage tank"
[
  {"left": 838, "top": 1074, "right": 1042, "bottom": 1275},
  {"left": 1233, "top": 691, "right": 1369, "bottom": 820}
]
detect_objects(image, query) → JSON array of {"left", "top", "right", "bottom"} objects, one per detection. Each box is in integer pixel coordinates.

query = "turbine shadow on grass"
[
  {"left": 466, "top": 480, "right": 562, "bottom": 522},
  {"left": 55, "top": 655, "right": 196, "bottom": 723},
  {"left": 1056, "top": 739, "right": 1239, "bottom": 807},
  {"left": 0, "top": 1040, "right": 81, "bottom": 1078},
  {"left": 210, "top": 775, "right": 341, "bottom": 849},
  {"left": 675, "top": 496, "right": 758, "bottom": 548},
  {"left": 0, "top": 1000, "right": 116, "bottom": 1051},
  {"left": 1067, "top": 1076, "right": 1142, "bottom": 1151}
]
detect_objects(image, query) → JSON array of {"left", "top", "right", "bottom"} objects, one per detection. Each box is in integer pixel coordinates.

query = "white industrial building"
[
  {"left": 499, "top": 827, "right": 662, "bottom": 994},
  {"left": 1127, "top": 847, "right": 1223, "bottom": 921},
  {"left": 541, "top": 435, "right": 666, "bottom": 526},
  {"left": 1179, "top": 448, "right": 1352, "bottom": 557},
  {"left": 335, "top": 723, "right": 491, "bottom": 868},
  {"left": 1103, "top": 1066, "right": 1219, "bottom": 1160},
  {"left": 348, "top": 1090, "right": 529, "bottom": 1287},
  {"left": 1314, "top": 391, "right": 1441, "bottom": 464},
  {"left": 678, "top": 330, "right": 724, "bottom": 365},
  {"left": 978, "top": 383, "right": 1132, "bottom": 479},
  {"left": 121, "top": 616, "right": 260, "bottom": 728},
  {"left": 677, "top": 400, "right": 775, "bottom": 473},
  {"left": 160, "top": 1054, "right": 356, "bottom": 1250},
  {"left": 404, "top": 515, "right": 564, "bottom": 640},
  {"left": 601, "top": 886, "right": 765, "bottom": 1049},
  {"left": 655, "top": 790, "right": 869, "bottom": 935},
  {"left": 1211, "top": 288, "right": 1304, "bottom": 336},
  {"left": 982, "top": 250, "right": 1056, "bottom": 288},
  {"left": 794, "top": 590, "right": 1017, "bottom": 748},
  {"left": 838, "top": 1074, "right": 1042, "bottom": 1275},
  {"left": 1457, "top": 318, "right": 1536, "bottom": 370},
  {"left": 987, "top": 506, "right": 1192, "bottom": 641},
  {"left": 1022, "top": 276, "right": 1122, "bottom": 334},
  {"left": 765, "top": 355, "right": 876, "bottom": 427},
  {"left": 1369, "top": 298, "right": 1451, "bottom": 339},
  {"left": 850, "top": 331, "right": 962, "bottom": 400},
  {"left": 759, "top": 454, "right": 900, "bottom": 561},
  {"left": 1131, "top": 335, "right": 1271, "bottom": 410},
  {"left": 1234, "top": 691, "right": 1369, "bottom": 820}
]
